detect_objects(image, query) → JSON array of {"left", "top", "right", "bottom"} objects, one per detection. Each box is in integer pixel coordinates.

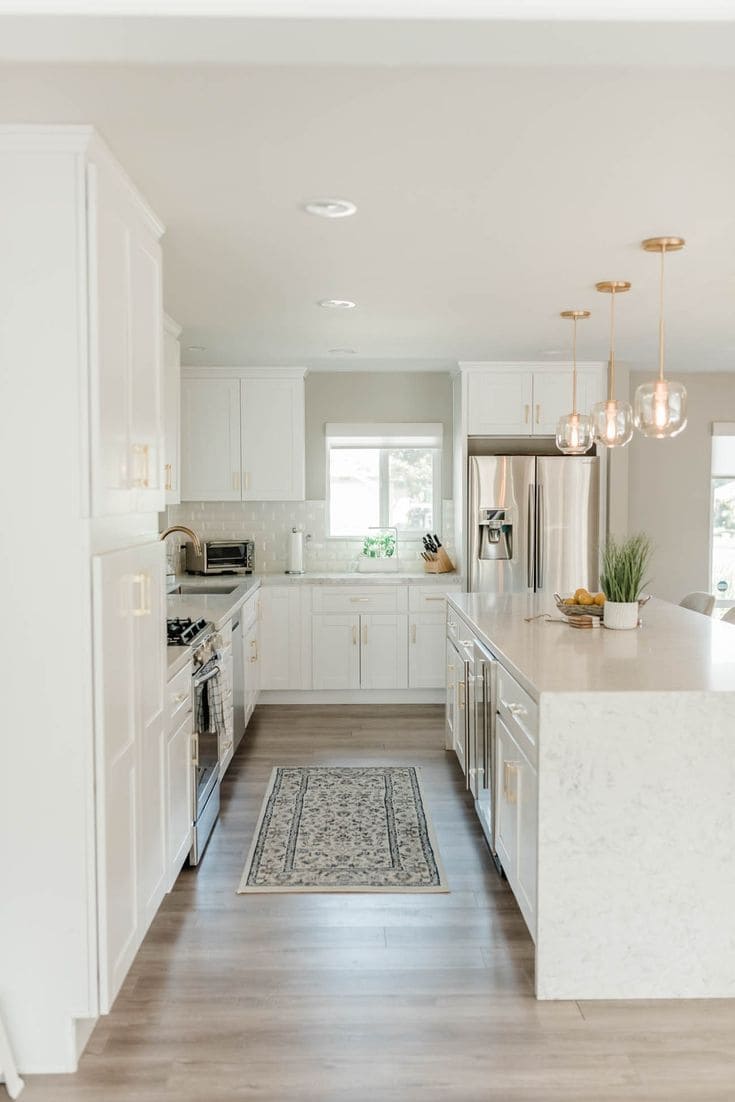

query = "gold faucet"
[{"left": 160, "top": 525, "right": 203, "bottom": 555}]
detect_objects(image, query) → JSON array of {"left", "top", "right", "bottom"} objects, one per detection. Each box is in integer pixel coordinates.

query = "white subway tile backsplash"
[{"left": 165, "top": 499, "right": 455, "bottom": 574}]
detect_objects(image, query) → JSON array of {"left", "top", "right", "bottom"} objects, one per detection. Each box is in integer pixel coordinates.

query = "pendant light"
[
  {"left": 633, "top": 236, "right": 687, "bottom": 438},
  {"left": 556, "top": 310, "right": 594, "bottom": 455},
  {"left": 591, "top": 281, "right": 634, "bottom": 448}
]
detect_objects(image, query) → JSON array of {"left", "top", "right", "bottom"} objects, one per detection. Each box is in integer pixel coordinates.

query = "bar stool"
[{"left": 679, "top": 592, "right": 715, "bottom": 617}]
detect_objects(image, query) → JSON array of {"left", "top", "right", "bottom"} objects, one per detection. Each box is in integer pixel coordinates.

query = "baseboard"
[{"left": 259, "top": 690, "right": 444, "bottom": 705}]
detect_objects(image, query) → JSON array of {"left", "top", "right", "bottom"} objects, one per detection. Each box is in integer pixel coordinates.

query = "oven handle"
[{"left": 194, "top": 664, "right": 220, "bottom": 688}]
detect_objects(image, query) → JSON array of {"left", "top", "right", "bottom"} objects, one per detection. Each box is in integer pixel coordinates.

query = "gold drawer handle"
[
  {"left": 350, "top": 597, "right": 370, "bottom": 602},
  {"left": 503, "top": 761, "right": 521, "bottom": 804}
]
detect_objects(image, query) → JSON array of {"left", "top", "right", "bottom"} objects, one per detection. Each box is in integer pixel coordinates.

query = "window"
[
  {"left": 326, "top": 423, "right": 442, "bottom": 538},
  {"left": 710, "top": 424, "right": 735, "bottom": 609}
]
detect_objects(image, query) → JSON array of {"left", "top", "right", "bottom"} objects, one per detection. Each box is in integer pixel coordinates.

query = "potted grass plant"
[{"left": 600, "top": 533, "right": 653, "bottom": 630}]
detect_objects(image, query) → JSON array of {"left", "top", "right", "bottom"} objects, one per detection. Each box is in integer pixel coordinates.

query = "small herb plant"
[
  {"left": 600, "top": 534, "right": 653, "bottom": 603},
  {"left": 361, "top": 533, "right": 396, "bottom": 559}
]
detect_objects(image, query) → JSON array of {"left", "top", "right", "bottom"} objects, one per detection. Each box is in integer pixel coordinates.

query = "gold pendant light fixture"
[
  {"left": 633, "top": 236, "right": 687, "bottom": 439},
  {"left": 556, "top": 310, "right": 594, "bottom": 455},
  {"left": 591, "top": 280, "right": 633, "bottom": 448}
]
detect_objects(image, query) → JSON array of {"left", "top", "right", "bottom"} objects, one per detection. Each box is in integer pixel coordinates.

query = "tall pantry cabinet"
[{"left": 1, "top": 126, "right": 167, "bottom": 1074}]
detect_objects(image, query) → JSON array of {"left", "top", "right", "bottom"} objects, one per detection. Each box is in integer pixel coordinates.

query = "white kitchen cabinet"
[
  {"left": 92, "top": 539, "right": 167, "bottom": 1013},
  {"left": 163, "top": 315, "right": 182, "bottom": 505},
  {"left": 408, "top": 613, "right": 446, "bottom": 689},
  {"left": 181, "top": 378, "right": 241, "bottom": 501},
  {"left": 165, "top": 661, "right": 193, "bottom": 890},
  {"left": 461, "top": 364, "right": 605, "bottom": 438},
  {"left": 260, "top": 585, "right": 311, "bottom": 690},
  {"left": 88, "top": 155, "right": 165, "bottom": 517},
  {"left": 495, "top": 713, "right": 537, "bottom": 938},
  {"left": 312, "top": 613, "right": 361, "bottom": 690},
  {"left": 219, "top": 625, "right": 235, "bottom": 776},
  {"left": 446, "top": 635, "right": 468, "bottom": 774},
  {"left": 466, "top": 370, "right": 534, "bottom": 435},
  {"left": 361, "top": 614, "right": 408, "bottom": 689},
  {"left": 181, "top": 369, "right": 306, "bottom": 503},
  {"left": 241, "top": 376, "right": 305, "bottom": 501},
  {"left": 244, "top": 614, "right": 261, "bottom": 722}
]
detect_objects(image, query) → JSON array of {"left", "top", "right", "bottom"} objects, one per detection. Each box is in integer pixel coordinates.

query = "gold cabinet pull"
[
  {"left": 503, "top": 761, "right": 521, "bottom": 804},
  {"left": 232, "top": 471, "right": 240, "bottom": 492},
  {"left": 249, "top": 638, "right": 258, "bottom": 663},
  {"left": 524, "top": 403, "right": 530, "bottom": 425},
  {"left": 243, "top": 471, "right": 250, "bottom": 492},
  {"left": 164, "top": 463, "right": 173, "bottom": 491},
  {"left": 350, "top": 597, "right": 370, "bottom": 603},
  {"left": 131, "top": 572, "right": 150, "bottom": 616},
  {"left": 411, "top": 623, "right": 417, "bottom": 644},
  {"left": 131, "top": 444, "right": 150, "bottom": 488},
  {"left": 458, "top": 680, "right": 465, "bottom": 709}
]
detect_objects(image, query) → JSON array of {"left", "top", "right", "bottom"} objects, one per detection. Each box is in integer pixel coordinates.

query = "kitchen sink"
[{"left": 172, "top": 584, "right": 241, "bottom": 595}]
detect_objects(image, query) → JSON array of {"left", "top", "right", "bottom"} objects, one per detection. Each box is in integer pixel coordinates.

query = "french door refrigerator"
[{"left": 468, "top": 455, "right": 600, "bottom": 595}]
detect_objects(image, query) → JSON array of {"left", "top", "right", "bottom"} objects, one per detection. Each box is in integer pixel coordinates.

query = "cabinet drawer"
[
  {"left": 167, "top": 661, "right": 192, "bottom": 728},
  {"left": 496, "top": 666, "right": 537, "bottom": 765},
  {"left": 409, "top": 585, "right": 462, "bottom": 612},
  {"left": 312, "top": 586, "right": 407, "bottom": 614}
]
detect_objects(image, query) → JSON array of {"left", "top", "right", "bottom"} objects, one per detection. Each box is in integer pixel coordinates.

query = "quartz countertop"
[
  {"left": 167, "top": 646, "right": 193, "bottom": 679},
  {"left": 449, "top": 592, "right": 735, "bottom": 697},
  {"left": 257, "top": 571, "right": 462, "bottom": 586}
]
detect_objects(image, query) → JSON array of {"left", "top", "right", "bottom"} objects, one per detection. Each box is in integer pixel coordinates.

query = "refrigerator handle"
[
  {"left": 536, "top": 482, "right": 544, "bottom": 591},
  {"left": 527, "top": 483, "right": 535, "bottom": 590}
]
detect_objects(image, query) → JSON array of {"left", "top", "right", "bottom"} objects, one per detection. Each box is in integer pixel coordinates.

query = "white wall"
[{"left": 627, "top": 371, "right": 735, "bottom": 603}]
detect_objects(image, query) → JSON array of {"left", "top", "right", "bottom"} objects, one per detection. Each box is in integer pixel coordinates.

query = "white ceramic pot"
[{"left": 603, "top": 600, "right": 639, "bottom": 630}]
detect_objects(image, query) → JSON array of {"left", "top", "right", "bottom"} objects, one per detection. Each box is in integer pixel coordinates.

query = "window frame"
[
  {"left": 325, "top": 425, "right": 443, "bottom": 541},
  {"left": 709, "top": 423, "right": 735, "bottom": 610}
]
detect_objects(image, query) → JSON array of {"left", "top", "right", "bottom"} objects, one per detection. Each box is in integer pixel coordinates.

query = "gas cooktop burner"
[{"left": 167, "top": 616, "right": 209, "bottom": 647}]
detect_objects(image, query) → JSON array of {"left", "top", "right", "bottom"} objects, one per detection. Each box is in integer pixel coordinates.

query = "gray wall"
[
  {"left": 627, "top": 372, "right": 735, "bottom": 603},
  {"left": 305, "top": 371, "right": 453, "bottom": 500}
]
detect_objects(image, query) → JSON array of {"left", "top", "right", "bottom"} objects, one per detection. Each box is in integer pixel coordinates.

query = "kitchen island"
[{"left": 448, "top": 592, "right": 735, "bottom": 1001}]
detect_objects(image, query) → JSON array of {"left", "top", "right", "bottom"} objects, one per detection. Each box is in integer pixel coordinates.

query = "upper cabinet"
[
  {"left": 163, "top": 315, "right": 182, "bottom": 505},
  {"left": 87, "top": 151, "right": 165, "bottom": 516},
  {"left": 181, "top": 369, "right": 306, "bottom": 502},
  {"left": 462, "top": 364, "right": 605, "bottom": 437}
]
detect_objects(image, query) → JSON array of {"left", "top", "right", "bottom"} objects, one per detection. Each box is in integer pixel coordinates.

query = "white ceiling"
[{"left": 1, "top": 18, "right": 734, "bottom": 372}]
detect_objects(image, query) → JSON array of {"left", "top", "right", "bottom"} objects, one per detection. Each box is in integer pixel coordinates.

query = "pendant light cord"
[
  {"left": 658, "top": 245, "right": 666, "bottom": 383},
  {"left": 609, "top": 289, "right": 616, "bottom": 401},
  {"left": 572, "top": 316, "right": 578, "bottom": 414}
]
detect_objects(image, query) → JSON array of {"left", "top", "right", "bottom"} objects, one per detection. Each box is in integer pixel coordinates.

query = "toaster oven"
[{"left": 185, "top": 539, "right": 254, "bottom": 575}]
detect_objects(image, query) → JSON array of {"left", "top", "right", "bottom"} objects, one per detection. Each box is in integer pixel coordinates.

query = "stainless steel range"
[{"left": 166, "top": 617, "right": 222, "bottom": 865}]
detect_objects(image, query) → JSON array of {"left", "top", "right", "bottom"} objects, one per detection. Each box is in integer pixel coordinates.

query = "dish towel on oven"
[{"left": 194, "top": 660, "right": 227, "bottom": 738}]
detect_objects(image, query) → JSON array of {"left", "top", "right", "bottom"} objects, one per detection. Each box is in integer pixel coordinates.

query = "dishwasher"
[{"left": 231, "top": 614, "right": 246, "bottom": 749}]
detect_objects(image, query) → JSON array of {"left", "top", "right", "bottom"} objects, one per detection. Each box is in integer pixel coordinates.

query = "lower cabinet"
[
  {"left": 312, "top": 613, "right": 408, "bottom": 690},
  {"left": 495, "top": 713, "right": 538, "bottom": 937},
  {"left": 219, "top": 620, "right": 235, "bottom": 775},
  {"left": 408, "top": 613, "right": 445, "bottom": 689},
  {"left": 243, "top": 592, "right": 261, "bottom": 724},
  {"left": 260, "top": 585, "right": 310, "bottom": 690},
  {"left": 92, "top": 539, "right": 167, "bottom": 1013}
]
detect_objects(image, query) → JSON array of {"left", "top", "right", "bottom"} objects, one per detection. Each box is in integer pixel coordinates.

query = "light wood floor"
[{"left": 26, "top": 705, "right": 735, "bottom": 1101}]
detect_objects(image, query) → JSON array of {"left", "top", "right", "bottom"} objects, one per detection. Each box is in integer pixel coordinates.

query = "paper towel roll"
[{"left": 287, "top": 527, "right": 304, "bottom": 574}]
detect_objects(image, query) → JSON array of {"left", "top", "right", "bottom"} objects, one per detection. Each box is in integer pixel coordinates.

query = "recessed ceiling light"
[
  {"left": 304, "top": 198, "right": 357, "bottom": 219},
  {"left": 329, "top": 348, "right": 357, "bottom": 354},
  {"left": 186, "top": 345, "right": 207, "bottom": 352},
  {"left": 318, "top": 299, "right": 356, "bottom": 310}
]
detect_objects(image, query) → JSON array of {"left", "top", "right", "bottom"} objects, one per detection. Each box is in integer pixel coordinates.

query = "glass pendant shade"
[
  {"left": 634, "top": 378, "right": 687, "bottom": 438},
  {"left": 634, "top": 236, "right": 688, "bottom": 440},
  {"left": 556, "top": 411, "right": 594, "bottom": 455},
  {"left": 591, "top": 398, "right": 634, "bottom": 447}
]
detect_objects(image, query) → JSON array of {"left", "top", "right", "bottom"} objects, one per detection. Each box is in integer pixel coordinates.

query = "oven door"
[{"left": 193, "top": 662, "right": 220, "bottom": 812}]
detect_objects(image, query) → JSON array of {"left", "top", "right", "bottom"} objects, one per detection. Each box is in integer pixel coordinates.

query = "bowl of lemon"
[{"left": 554, "top": 588, "right": 606, "bottom": 619}]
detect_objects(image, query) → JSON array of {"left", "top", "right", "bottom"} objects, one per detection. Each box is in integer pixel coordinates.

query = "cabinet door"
[
  {"left": 93, "top": 545, "right": 139, "bottom": 1012},
  {"left": 360, "top": 614, "right": 408, "bottom": 689},
  {"left": 408, "top": 613, "right": 445, "bottom": 689},
  {"left": 181, "top": 378, "right": 241, "bottom": 501},
  {"left": 494, "top": 715, "right": 519, "bottom": 877},
  {"left": 166, "top": 710, "right": 193, "bottom": 889},
  {"left": 88, "top": 161, "right": 134, "bottom": 516},
  {"left": 466, "top": 371, "right": 533, "bottom": 435},
  {"left": 134, "top": 542, "right": 167, "bottom": 928},
  {"left": 163, "top": 318, "right": 181, "bottom": 505},
  {"left": 445, "top": 636, "right": 458, "bottom": 751},
  {"left": 260, "top": 586, "right": 305, "bottom": 690},
  {"left": 241, "top": 377, "right": 305, "bottom": 501},
  {"left": 312, "top": 614, "right": 360, "bottom": 690},
  {"left": 516, "top": 754, "right": 538, "bottom": 937},
  {"left": 129, "top": 225, "right": 165, "bottom": 512},
  {"left": 532, "top": 371, "right": 574, "bottom": 436},
  {"left": 244, "top": 617, "right": 260, "bottom": 722}
]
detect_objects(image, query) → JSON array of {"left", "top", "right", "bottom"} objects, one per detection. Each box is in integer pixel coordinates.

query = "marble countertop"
[{"left": 449, "top": 592, "right": 735, "bottom": 697}]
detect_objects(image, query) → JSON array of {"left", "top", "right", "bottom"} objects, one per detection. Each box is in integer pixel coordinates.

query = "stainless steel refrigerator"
[{"left": 468, "top": 455, "right": 600, "bottom": 595}]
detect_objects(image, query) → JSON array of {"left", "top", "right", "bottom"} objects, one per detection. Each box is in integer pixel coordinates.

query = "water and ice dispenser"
[{"left": 478, "top": 508, "right": 513, "bottom": 561}]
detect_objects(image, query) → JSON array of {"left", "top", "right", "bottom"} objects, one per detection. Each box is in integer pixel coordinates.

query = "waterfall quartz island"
[{"left": 448, "top": 593, "right": 735, "bottom": 1001}]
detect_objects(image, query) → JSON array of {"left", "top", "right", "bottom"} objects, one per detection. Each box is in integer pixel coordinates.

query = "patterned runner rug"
[{"left": 238, "top": 765, "right": 448, "bottom": 893}]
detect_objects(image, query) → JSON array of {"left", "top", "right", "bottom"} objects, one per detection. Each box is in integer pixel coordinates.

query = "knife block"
[{"left": 423, "top": 547, "right": 455, "bottom": 574}]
